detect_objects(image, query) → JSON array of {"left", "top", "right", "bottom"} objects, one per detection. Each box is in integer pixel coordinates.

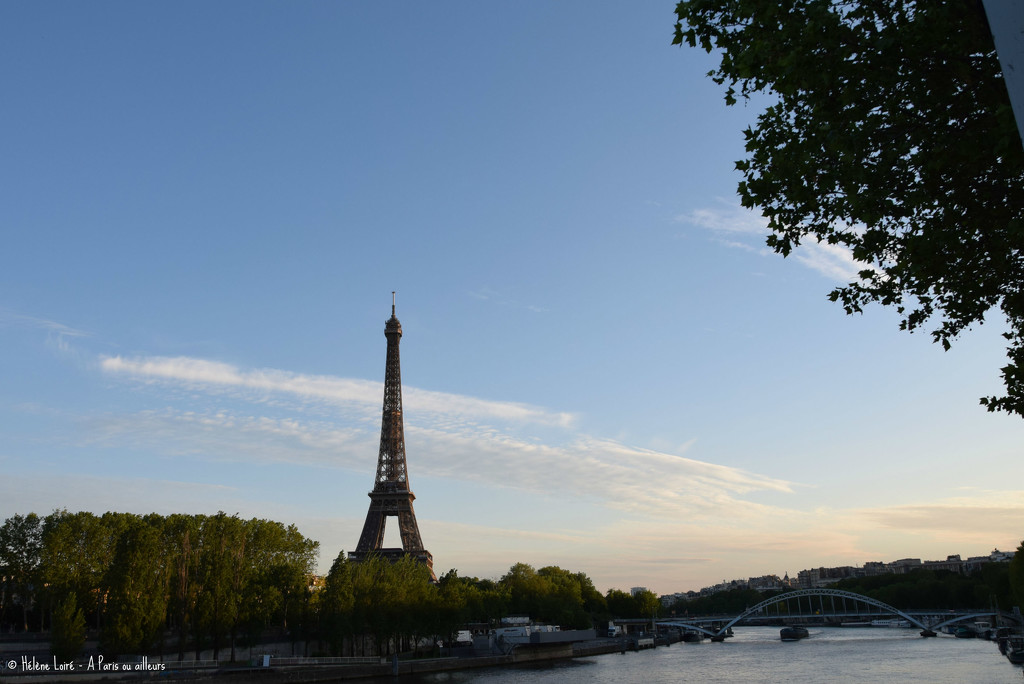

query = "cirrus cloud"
[
  {"left": 675, "top": 199, "right": 869, "bottom": 282},
  {"left": 100, "top": 355, "right": 575, "bottom": 428}
]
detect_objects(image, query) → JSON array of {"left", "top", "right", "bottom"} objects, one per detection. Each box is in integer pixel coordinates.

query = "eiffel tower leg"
[
  {"left": 397, "top": 500, "right": 425, "bottom": 551},
  {"left": 355, "top": 502, "right": 386, "bottom": 553},
  {"left": 396, "top": 499, "right": 435, "bottom": 580}
]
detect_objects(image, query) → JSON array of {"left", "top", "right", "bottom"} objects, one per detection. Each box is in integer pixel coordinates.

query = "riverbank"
[
  {"left": 0, "top": 637, "right": 642, "bottom": 683},
  {"left": 5, "top": 628, "right": 1019, "bottom": 684}
]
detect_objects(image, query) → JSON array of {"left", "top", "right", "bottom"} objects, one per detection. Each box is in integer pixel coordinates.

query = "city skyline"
[
  {"left": 2, "top": 2, "right": 1023, "bottom": 594},
  {"left": 668, "top": 546, "right": 1016, "bottom": 598}
]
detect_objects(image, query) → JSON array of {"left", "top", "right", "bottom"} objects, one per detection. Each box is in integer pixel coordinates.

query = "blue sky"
[{"left": 3, "top": 2, "right": 1022, "bottom": 594}]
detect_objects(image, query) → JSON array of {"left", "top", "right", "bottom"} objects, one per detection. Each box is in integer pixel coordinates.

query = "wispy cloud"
[
  {"left": 94, "top": 353, "right": 795, "bottom": 516},
  {"left": 52, "top": 331, "right": 884, "bottom": 589},
  {"left": 0, "top": 308, "right": 92, "bottom": 338},
  {"left": 680, "top": 202, "right": 769, "bottom": 236},
  {"left": 675, "top": 199, "right": 867, "bottom": 282},
  {"left": 82, "top": 408, "right": 375, "bottom": 470},
  {"left": 80, "top": 406, "right": 796, "bottom": 520},
  {"left": 100, "top": 355, "right": 574, "bottom": 428},
  {"left": 414, "top": 427, "right": 793, "bottom": 517},
  {"left": 0, "top": 307, "right": 91, "bottom": 353},
  {"left": 791, "top": 240, "right": 867, "bottom": 282},
  {"left": 94, "top": 356, "right": 790, "bottom": 516}
]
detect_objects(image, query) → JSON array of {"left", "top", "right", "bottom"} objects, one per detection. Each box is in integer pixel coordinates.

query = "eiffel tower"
[{"left": 348, "top": 294, "right": 435, "bottom": 580}]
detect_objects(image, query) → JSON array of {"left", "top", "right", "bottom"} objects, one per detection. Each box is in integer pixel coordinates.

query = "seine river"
[{"left": 374, "top": 628, "right": 1022, "bottom": 684}]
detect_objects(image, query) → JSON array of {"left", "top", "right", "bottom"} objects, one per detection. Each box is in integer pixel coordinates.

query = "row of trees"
[
  {"left": 833, "top": 564, "right": 1014, "bottom": 611},
  {"left": 0, "top": 511, "right": 318, "bottom": 661},
  {"left": 2, "top": 512, "right": 661, "bottom": 661},
  {"left": 317, "top": 557, "right": 661, "bottom": 657}
]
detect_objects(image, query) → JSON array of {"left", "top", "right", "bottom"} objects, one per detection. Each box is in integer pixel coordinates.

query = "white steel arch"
[
  {"left": 726, "top": 589, "right": 927, "bottom": 632},
  {"left": 660, "top": 588, "right": 928, "bottom": 638}
]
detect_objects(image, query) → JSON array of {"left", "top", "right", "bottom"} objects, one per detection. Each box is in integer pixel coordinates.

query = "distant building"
[
  {"left": 862, "top": 561, "right": 887, "bottom": 576},
  {"left": 630, "top": 586, "right": 649, "bottom": 597},
  {"left": 666, "top": 548, "right": 1015, "bottom": 597},
  {"left": 660, "top": 593, "right": 686, "bottom": 608},
  {"left": 923, "top": 554, "right": 964, "bottom": 573},
  {"left": 964, "top": 556, "right": 991, "bottom": 573},
  {"left": 747, "top": 574, "right": 785, "bottom": 591},
  {"left": 796, "top": 566, "right": 857, "bottom": 589},
  {"left": 889, "top": 558, "right": 922, "bottom": 574}
]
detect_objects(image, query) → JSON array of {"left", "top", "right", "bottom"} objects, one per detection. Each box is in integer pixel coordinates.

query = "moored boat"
[{"left": 780, "top": 626, "right": 809, "bottom": 641}]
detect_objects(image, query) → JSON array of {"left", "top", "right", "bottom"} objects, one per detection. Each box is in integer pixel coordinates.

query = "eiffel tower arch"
[{"left": 348, "top": 294, "right": 435, "bottom": 580}]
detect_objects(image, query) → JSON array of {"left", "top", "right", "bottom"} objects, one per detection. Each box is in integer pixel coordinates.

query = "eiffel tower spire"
[{"left": 349, "top": 293, "right": 435, "bottom": 580}]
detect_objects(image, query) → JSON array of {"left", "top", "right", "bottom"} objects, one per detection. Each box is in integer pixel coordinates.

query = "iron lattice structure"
[{"left": 349, "top": 297, "right": 435, "bottom": 580}]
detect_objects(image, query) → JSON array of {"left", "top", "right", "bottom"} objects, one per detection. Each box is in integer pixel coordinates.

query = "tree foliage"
[
  {"left": 1010, "top": 539, "right": 1024, "bottom": 609},
  {"left": 667, "top": 587, "right": 774, "bottom": 617},
  {"left": 499, "top": 563, "right": 603, "bottom": 629},
  {"left": 101, "top": 515, "right": 171, "bottom": 656},
  {"left": 51, "top": 592, "right": 86, "bottom": 663},
  {"left": 0, "top": 513, "right": 42, "bottom": 631},
  {"left": 318, "top": 557, "right": 606, "bottom": 657},
  {"left": 833, "top": 566, "right": 1012, "bottom": 610},
  {"left": 605, "top": 587, "right": 662, "bottom": 619},
  {"left": 321, "top": 553, "right": 437, "bottom": 657},
  {"left": 1, "top": 510, "right": 318, "bottom": 659},
  {"left": 674, "top": 0, "right": 1024, "bottom": 415},
  {"left": 41, "top": 510, "right": 112, "bottom": 630}
]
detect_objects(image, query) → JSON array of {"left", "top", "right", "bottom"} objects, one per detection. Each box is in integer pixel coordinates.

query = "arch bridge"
[{"left": 656, "top": 588, "right": 1019, "bottom": 639}]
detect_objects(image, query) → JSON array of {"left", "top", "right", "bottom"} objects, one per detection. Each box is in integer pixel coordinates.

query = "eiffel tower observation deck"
[{"left": 348, "top": 294, "right": 435, "bottom": 580}]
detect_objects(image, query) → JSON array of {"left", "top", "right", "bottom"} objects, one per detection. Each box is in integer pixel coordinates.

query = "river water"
[{"left": 379, "top": 627, "right": 1023, "bottom": 684}]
